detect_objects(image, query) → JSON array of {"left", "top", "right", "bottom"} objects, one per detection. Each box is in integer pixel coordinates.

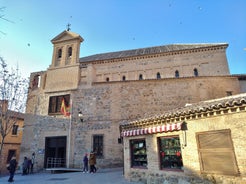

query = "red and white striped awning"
[{"left": 121, "top": 122, "right": 183, "bottom": 137}]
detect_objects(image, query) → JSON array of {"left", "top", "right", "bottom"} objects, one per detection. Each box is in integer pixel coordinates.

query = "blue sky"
[{"left": 0, "top": 0, "right": 245, "bottom": 77}]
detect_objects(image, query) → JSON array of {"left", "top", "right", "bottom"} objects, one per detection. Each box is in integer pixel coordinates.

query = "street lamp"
[
  {"left": 181, "top": 121, "right": 188, "bottom": 149},
  {"left": 78, "top": 111, "right": 83, "bottom": 122}
]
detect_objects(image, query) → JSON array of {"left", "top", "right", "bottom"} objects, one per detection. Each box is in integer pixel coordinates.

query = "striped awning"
[{"left": 121, "top": 122, "right": 183, "bottom": 137}]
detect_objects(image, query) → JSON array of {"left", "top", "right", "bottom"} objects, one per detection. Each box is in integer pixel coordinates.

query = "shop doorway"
[{"left": 44, "top": 136, "right": 67, "bottom": 168}]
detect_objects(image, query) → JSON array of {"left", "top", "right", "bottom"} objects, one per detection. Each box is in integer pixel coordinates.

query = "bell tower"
[
  {"left": 45, "top": 30, "right": 84, "bottom": 92},
  {"left": 50, "top": 29, "right": 84, "bottom": 68}
]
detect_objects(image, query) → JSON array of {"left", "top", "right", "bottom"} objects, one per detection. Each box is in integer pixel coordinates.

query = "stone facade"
[
  {"left": 20, "top": 30, "right": 244, "bottom": 174},
  {"left": 121, "top": 94, "right": 246, "bottom": 184}
]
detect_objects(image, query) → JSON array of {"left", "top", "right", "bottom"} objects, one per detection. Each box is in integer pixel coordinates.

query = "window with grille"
[
  {"left": 12, "top": 125, "right": 19, "bottom": 135},
  {"left": 48, "top": 94, "right": 70, "bottom": 115},
  {"left": 93, "top": 135, "right": 103, "bottom": 158},
  {"left": 196, "top": 129, "right": 239, "bottom": 175}
]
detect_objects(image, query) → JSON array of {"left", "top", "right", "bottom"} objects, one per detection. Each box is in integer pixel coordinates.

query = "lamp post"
[
  {"left": 181, "top": 121, "right": 188, "bottom": 149},
  {"left": 78, "top": 111, "right": 83, "bottom": 122}
]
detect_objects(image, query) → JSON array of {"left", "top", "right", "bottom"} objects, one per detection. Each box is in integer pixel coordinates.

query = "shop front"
[{"left": 121, "top": 94, "right": 246, "bottom": 184}]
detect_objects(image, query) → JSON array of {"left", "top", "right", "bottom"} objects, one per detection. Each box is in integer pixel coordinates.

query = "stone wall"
[
  {"left": 22, "top": 75, "right": 241, "bottom": 171},
  {"left": 81, "top": 77, "right": 240, "bottom": 120},
  {"left": 20, "top": 114, "right": 70, "bottom": 172}
]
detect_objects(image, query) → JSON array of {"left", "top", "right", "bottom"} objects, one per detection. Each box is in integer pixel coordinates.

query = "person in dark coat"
[
  {"left": 8, "top": 156, "right": 17, "bottom": 182},
  {"left": 27, "top": 158, "right": 32, "bottom": 174},
  {"left": 22, "top": 157, "right": 28, "bottom": 175},
  {"left": 89, "top": 151, "right": 97, "bottom": 173},
  {"left": 82, "top": 153, "right": 89, "bottom": 173}
]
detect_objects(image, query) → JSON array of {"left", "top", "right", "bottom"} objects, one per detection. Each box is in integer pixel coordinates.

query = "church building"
[{"left": 20, "top": 29, "right": 244, "bottom": 179}]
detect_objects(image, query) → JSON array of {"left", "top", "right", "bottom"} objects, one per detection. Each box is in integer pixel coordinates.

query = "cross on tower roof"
[{"left": 66, "top": 23, "right": 71, "bottom": 31}]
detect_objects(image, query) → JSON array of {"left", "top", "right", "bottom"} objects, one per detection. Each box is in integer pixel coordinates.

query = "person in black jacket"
[
  {"left": 82, "top": 153, "right": 89, "bottom": 173},
  {"left": 8, "top": 156, "right": 18, "bottom": 182}
]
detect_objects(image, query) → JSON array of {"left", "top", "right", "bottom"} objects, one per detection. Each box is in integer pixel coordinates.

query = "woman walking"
[
  {"left": 89, "top": 151, "right": 97, "bottom": 173},
  {"left": 8, "top": 156, "right": 18, "bottom": 182}
]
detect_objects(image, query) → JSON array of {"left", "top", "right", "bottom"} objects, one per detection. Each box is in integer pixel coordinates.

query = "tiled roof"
[
  {"left": 162, "top": 93, "right": 246, "bottom": 118},
  {"left": 121, "top": 93, "right": 246, "bottom": 128},
  {"left": 80, "top": 43, "right": 228, "bottom": 62}
]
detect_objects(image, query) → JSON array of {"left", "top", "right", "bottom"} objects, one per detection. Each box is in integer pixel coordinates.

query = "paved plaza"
[{"left": 0, "top": 168, "right": 142, "bottom": 184}]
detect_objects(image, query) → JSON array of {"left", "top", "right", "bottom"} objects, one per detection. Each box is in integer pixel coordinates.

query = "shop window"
[
  {"left": 93, "top": 135, "right": 103, "bottom": 158},
  {"left": 12, "top": 125, "right": 19, "bottom": 135},
  {"left": 48, "top": 94, "right": 70, "bottom": 115},
  {"left": 6, "top": 150, "right": 16, "bottom": 163},
  {"left": 158, "top": 136, "right": 183, "bottom": 170},
  {"left": 130, "top": 139, "right": 147, "bottom": 168},
  {"left": 196, "top": 129, "right": 239, "bottom": 175}
]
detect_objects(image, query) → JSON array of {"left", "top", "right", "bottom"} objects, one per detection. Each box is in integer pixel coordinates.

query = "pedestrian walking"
[
  {"left": 7, "top": 156, "right": 18, "bottom": 182},
  {"left": 89, "top": 150, "right": 97, "bottom": 173},
  {"left": 27, "top": 158, "right": 32, "bottom": 174},
  {"left": 82, "top": 153, "right": 89, "bottom": 173},
  {"left": 22, "top": 156, "right": 28, "bottom": 175}
]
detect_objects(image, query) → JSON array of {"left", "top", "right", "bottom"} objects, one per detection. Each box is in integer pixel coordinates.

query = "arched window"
[
  {"left": 175, "top": 70, "right": 179, "bottom": 78},
  {"left": 157, "top": 72, "right": 161, "bottom": 79},
  {"left": 58, "top": 49, "right": 62, "bottom": 58},
  {"left": 194, "top": 68, "right": 198, "bottom": 77},
  {"left": 139, "top": 74, "right": 143, "bottom": 80},
  {"left": 68, "top": 47, "right": 72, "bottom": 57},
  {"left": 106, "top": 77, "right": 110, "bottom": 82},
  {"left": 122, "top": 76, "right": 126, "bottom": 81}
]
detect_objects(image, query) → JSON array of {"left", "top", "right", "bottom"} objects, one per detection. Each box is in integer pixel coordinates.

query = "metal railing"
[{"left": 46, "top": 157, "right": 66, "bottom": 168}]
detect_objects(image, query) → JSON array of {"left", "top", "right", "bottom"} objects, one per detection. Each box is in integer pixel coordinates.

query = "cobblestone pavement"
[{"left": 0, "top": 168, "right": 142, "bottom": 184}]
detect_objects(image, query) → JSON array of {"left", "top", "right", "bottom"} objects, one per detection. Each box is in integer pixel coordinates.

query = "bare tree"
[
  {"left": 0, "top": 56, "right": 29, "bottom": 156},
  {"left": 0, "top": 7, "right": 14, "bottom": 36}
]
